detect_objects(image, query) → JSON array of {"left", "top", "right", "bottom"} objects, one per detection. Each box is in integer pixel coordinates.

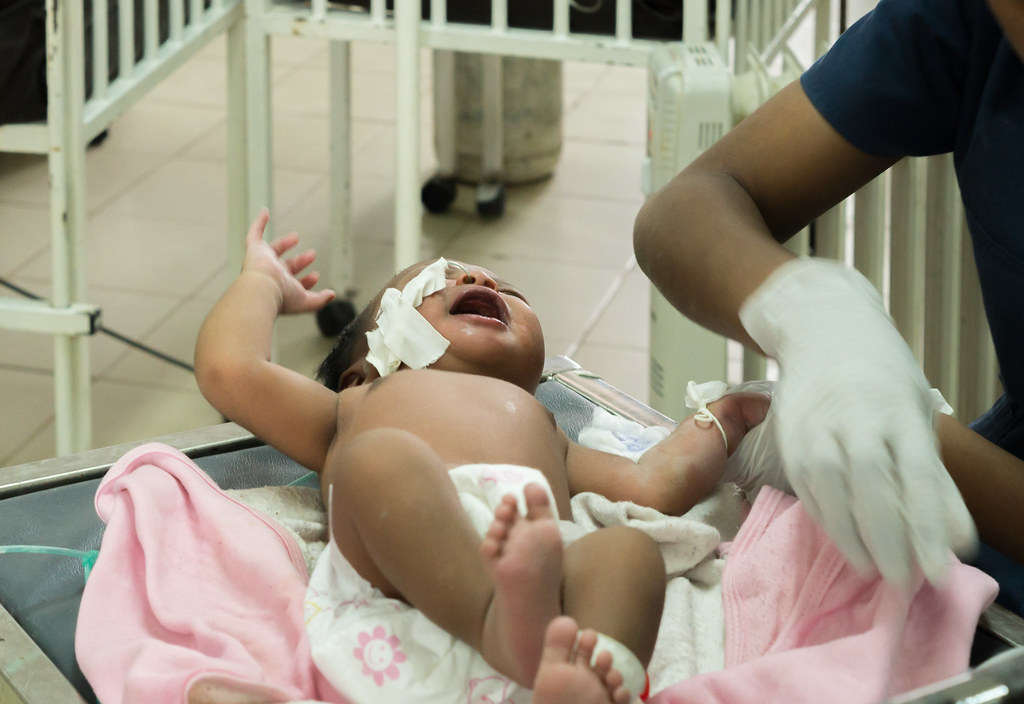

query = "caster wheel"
[
  {"left": 316, "top": 299, "right": 357, "bottom": 337},
  {"left": 421, "top": 175, "right": 458, "bottom": 214},
  {"left": 89, "top": 129, "right": 110, "bottom": 148},
  {"left": 475, "top": 181, "right": 506, "bottom": 218}
]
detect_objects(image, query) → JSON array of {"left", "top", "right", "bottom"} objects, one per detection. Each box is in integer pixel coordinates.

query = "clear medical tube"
[{"left": 0, "top": 545, "right": 99, "bottom": 581}]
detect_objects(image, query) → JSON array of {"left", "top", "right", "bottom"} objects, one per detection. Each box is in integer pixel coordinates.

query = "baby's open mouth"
[{"left": 449, "top": 288, "right": 510, "bottom": 326}]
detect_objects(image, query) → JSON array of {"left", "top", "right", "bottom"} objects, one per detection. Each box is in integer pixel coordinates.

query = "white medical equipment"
[{"left": 643, "top": 42, "right": 733, "bottom": 420}]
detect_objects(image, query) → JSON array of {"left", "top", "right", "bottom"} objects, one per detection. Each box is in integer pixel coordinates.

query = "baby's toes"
[
  {"left": 493, "top": 495, "right": 520, "bottom": 526},
  {"left": 575, "top": 628, "right": 598, "bottom": 666}
]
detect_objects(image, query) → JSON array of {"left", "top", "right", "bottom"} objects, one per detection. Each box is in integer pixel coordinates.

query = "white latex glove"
[
  {"left": 725, "top": 382, "right": 955, "bottom": 500},
  {"left": 737, "top": 257, "right": 977, "bottom": 587}
]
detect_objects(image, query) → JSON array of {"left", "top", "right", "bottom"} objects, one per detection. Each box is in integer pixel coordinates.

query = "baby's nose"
[{"left": 452, "top": 268, "right": 498, "bottom": 290}]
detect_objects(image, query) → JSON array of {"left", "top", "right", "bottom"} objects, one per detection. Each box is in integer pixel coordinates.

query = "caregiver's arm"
[
  {"left": 195, "top": 210, "right": 339, "bottom": 472},
  {"left": 633, "top": 80, "right": 977, "bottom": 588},
  {"left": 633, "top": 80, "right": 895, "bottom": 347},
  {"left": 937, "top": 414, "right": 1024, "bottom": 566}
]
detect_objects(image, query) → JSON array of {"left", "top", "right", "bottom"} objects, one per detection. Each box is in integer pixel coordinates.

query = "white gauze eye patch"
[{"left": 365, "top": 257, "right": 451, "bottom": 377}]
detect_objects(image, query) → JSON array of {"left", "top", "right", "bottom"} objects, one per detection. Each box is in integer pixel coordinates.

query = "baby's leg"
[
  {"left": 480, "top": 484, "right": 564, "bottom": 685},
  {"left": 563, "top": 525, "right": 665, "bottom": 669},
  {"left": 325, "top": 427, "right": 535, "bottom": 682},
  {"left": 532, "top": 616, "right": 631, "bottom": 704}
]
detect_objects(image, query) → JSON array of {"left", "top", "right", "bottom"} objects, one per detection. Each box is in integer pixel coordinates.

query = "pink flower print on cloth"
[
  {"left": 354, "top": 625, "right": 407, "bottom": 685},
  {"left": 467, "top": 674, "right": 517, "bottom": 703},
  {"left": 476, "top": 466, "right": 533, "bottom": 489}
]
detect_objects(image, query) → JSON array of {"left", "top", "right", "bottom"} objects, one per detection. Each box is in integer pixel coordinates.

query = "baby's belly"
[{"left": 346, "top": 370, "right": 572, "bottom": 512}]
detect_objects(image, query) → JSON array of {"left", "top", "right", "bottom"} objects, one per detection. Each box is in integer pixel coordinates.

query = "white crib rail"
[{"left": 0, "top": 0, "right": 246, "bottom": 454}]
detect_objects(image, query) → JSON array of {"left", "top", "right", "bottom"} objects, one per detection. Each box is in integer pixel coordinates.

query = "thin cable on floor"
[
  {"left": 563, "top": 253, "right": 638, "bottom": 359},
  {"left": 0, "top": 275, "right": 196, "bottom": 374}
]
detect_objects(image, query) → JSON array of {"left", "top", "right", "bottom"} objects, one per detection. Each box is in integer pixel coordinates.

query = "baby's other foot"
[
  {"left": 480, "top": 483, "right": 564, "bottom": 686},
  {"left": 533, "top": 616, "right": 632, "bottom": 704}
]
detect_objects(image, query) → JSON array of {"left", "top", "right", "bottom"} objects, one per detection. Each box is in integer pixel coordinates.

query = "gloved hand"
[{"left": 736, "top": 257, "right": 977, "bottom": 587}]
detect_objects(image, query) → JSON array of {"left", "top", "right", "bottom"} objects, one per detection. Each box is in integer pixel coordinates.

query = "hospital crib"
[
  {"left": 1, "top": 356, "right": 1023, "bottom": 703},
  {"left": 0, "top": 0, "right": 248, "bottom": 456}
]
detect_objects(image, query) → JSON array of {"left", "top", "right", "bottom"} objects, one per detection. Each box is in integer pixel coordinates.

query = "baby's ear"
[{"left": 339, "top": 360, "right": 377, "bottom": 389}]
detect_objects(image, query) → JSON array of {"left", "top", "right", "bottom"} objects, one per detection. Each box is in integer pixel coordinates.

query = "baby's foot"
[
  {"left": 480, "top": 483, "right": 564, "bottom": 686},
  {"left": 533, "top": 616, "right": 632, "bottom": 704}
]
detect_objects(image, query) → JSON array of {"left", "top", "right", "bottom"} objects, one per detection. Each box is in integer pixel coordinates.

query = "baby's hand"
[
  {"left": 703, "top": 391, "right": 772, "bottom": 455},
  {"left": 242, "top": 209, "right": 335, "bottom": 314}
]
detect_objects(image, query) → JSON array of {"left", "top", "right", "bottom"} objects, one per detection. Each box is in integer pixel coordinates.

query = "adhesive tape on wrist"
[
  {"left": 684, "top": 380, "right": 729, "bottom": 452},
  {"left": 365, "top": 257, "right": 450, "bottom": 376}
]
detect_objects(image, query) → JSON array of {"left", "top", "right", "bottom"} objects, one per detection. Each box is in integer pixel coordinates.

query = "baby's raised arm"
[
  {"left": 564, "top": 392, "right": 769, "bottom": 515},
  {"left": 195, "top": 210, "right": 340, "bottom": 471}
]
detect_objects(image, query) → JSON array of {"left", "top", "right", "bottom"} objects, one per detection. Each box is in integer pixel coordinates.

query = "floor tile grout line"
[{"left": 562, "top": 252, "right": 637, "bottom": 359}]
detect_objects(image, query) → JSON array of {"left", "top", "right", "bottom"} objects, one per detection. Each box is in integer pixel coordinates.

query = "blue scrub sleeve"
[{"left": 800, "top": 0, "right": 969, "bottom": 157}]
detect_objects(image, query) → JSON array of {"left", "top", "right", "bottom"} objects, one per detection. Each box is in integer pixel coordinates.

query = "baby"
[{"left": 195, "top": 210, "right": 769, "bottom": 701}]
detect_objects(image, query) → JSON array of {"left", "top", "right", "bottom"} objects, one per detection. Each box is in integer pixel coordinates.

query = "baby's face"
[{"left": 371, "top": 259, "right": 546, "bottom": 392}]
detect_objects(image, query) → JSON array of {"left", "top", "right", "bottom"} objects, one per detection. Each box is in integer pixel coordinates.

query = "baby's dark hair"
[{"left": 316, "top": 302, "right": 375, "bottom": 391}]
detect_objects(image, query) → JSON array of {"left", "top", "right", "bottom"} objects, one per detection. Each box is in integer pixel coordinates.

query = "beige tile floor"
[{"left": 0, "top": 37, "right": 652, "bottom": 467}]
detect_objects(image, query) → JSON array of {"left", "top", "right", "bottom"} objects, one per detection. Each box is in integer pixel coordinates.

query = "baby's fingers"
[
  {"left": 297, "top": 270, "right": 322, "bottom": 291},
  {"left": 286, "top": 249, "right": 318, "bottom": 277},
  {"left": 244, "top": 208, "right": 271, "bottom": 247},
  {"left": 269, "top": 232, "right": 301, "bottom": 257}
]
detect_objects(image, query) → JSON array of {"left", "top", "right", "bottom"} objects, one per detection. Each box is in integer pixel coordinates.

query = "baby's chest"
[
  {"left": 351, "top": 372, "right": 567, "bottom": 473},
  {"left": 423, "top": 399, "right": 564, "bottom": 467}
]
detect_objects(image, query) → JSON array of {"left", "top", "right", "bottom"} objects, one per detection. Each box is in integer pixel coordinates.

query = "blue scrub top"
[{"left": 800, "top": 0, "right": 1024, "bottom": 413}]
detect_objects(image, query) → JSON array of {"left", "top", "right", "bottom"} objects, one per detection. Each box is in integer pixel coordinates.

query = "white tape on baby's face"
[{"left": 365, "top": 257, "right": 451, "bottom": 377}]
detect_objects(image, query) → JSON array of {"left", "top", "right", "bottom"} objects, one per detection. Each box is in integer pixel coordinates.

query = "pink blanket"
[
  {"left": 75, "top": 443, "right": 342, "bottom": 704},
  {"left": 651, "top": 487, "right": 998, "bottom": 704}
]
